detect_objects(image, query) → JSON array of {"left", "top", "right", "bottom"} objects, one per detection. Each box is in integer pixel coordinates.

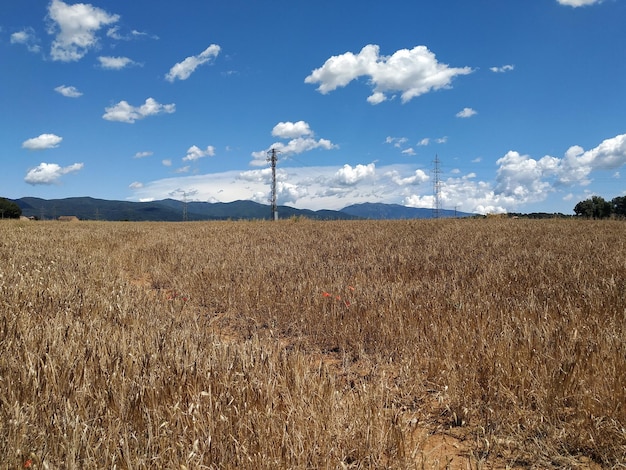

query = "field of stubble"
[{"left": 0, "top": 218, "right": 624, "bottom": 469}]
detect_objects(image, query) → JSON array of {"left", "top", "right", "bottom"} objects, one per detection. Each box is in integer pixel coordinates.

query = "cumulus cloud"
[
  {"left": 305, "top": 44, "right": 473, "bottom": 104},
  {"left": 388, "top": 169, "right": 429, "bottom": 186},
  {"left": 261, "top": 138, "right": 336, "bottom": 161},
  {"left": 10, "top": 28, "right": 40, "bottom": 52},
  {"left": 402, "top": 133, "right": 626, "bottom": 215},
  {"left": 22, "top": 134, "right": 63, "bottom": 150},
  {"left": 24, "top": 162, "right": 83, "bottom": 185},
  {"left": 557, "top": 0, "right": 602, "bottom": 6},
  {"left": 183, "top": 145, "right": 215, "bottom": 162},
  {"left": 335, "top": 163, "right": 376, "bottom": 185},
  {"left": 492, "top": 133, "right": 626, "bottom": 205},
  {"left": 557, "top": 133, "right": 626, "bottom": 183},
  {"left": 490, "top": 65, "right": 515, "bottom": 73},
  {"left": 272, "top": 121, "right": 313, "bottom": 139},
  {"left": 405, "top": 174, "right": 510, "bottom": 215},
  {"left": 103, "top": 97, "right": 175, "bottom": 123},
  {"left": 165, "top": 44, "right": 221, "bottom": 82},
  {"left": 251, "top": 121, "right": 337, "bottom": 166},
  {"left": 129, "top": 133, "right": 626, "bottom": 214},
  {"left": 46, "top": 0, "right": 119, "bottom": 62},
  {"left": 495, "top": 151, "right": 558, "bottom": 201},
  {"left": 129, "top": 181, "right": 143, "bottom": 189},
  {"left": 98, "top": 56, "right": 139, "bottom": 70},
  {"left": 456, "top": 107, "right": 477, "bottom": 118},
  {"left": 54, "top": 85, "right": 82, "bottom": 97},
  {"left": 130, "top": 163, "right": 381, "bottom": 209}
]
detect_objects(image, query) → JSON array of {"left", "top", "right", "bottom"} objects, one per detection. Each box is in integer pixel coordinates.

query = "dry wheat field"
[{"left": 0, "top": 218, "right": 624, "bottom": 469}]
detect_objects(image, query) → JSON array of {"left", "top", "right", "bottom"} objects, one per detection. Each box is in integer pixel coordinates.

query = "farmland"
[{"left": 0, "top": 218, "right": 624, "bottom": 468}]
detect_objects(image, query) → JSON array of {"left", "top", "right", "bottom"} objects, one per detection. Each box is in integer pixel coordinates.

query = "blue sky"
[{"left": 1, "top": 0, "right": 625, "bottom": 214}]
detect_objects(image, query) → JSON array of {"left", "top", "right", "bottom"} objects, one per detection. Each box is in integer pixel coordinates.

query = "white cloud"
[
  {"left": 402, "top": 148, "right": 416, "bottom": 156},
  {"left": 131, "top": 29, "right": 158, "bottom": 40},
  {"left": 405, "top": 175, "right": 509, "bottom": 215},
  {"left": 54, "top": 85, "right": 82, "bottom": 98},
  {"left": 98, "top": 56, "right": 139, "bottom": 70},
  {"left": 24, "top": 162, "right": 83, "bottom": 185},
  {"left": 129, "top": 181, "right": 143, "bottom": 189},
  {"left": 272, "top": 121, "right": 312, "bottom": 139},
  {"left": 128, "top": 132, "right": 626, "bottom": 214},
  {"left": 335, "top": 163, "right": 376, "bottom": 185},
  {"left": 557, "top": 133, "right": 626, "bottom": 183},
  {"left": 456, "top": 107, "right": 477, "bottom": 118},
  {"left": 10, "top": 28, "right": 40, "bottom": 53},
  {"left": 134, "top": 151, "right": 153, "bottom": 159},
  {"left": 388, "top": 169, "right": 429, "bottom": 186},
  {"left": 103, "top": 97, "right": 175, "bottom": 123},
  {"left": 367, "top": 92, "right": 387, "bottom": 105},
  {"left": 557, "top": 0, "right": 602, "bottom": 6},
  {"left": 436, "top": 137, "right": 448, "bottom": 144},
  {"left": 305, "top": 44, "right": 473, "bottom": 104},
  {"left": 130, "top": 163, "right": 416, "bottom": 210},
  {"left": 492, "top": 133, "right": 626, "bottom": 204},
  {"left": 183, "top": 145, "right": 215, "bottom": 161},
  {"left": 490, "top": 65, "right": 515, "bottom": 73},
  {"left": 251, "top": 121, "right": 337, "bottom": 165},
  {"left": 495, "top": 151, "right": 563, "bottom": 201},
  {"left": 385, "top": 136, "right": 408, "bottom": 148},
  {"left": 165, "top": 44, "right": 221, "bottom": 82},
  {"left": 417, "top": 138, "right": 430, "bottom": 146},
  {"left": 22, "top": 134, "right": 63, "bottom": 150},
  {"left": 162, "top": 159, "right": 172, "bottom": 167},
  {"left": 106, "top": 26, "right": 158, "bottom": 41},
  {"left": 47, "top": 0, "right": 119, "bottom": 62}
]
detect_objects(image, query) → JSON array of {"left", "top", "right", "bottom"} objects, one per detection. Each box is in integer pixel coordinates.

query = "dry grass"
[{"left": 0, "top": 218, "right": 624, "bottom": 469}]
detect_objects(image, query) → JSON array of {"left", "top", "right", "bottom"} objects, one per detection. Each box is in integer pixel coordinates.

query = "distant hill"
[
  {"left": 340, "top": 202, "right": 473, "bottom": 219},
  {"left": 11, "top": 197, "right": 361, "bottom": 221},
  {"left": 8, "top": 197, "right": 472, "bottom": 222}
]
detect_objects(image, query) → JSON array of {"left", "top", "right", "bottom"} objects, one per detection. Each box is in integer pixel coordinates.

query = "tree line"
[
  {"left": 574, "top": 195, "right": 626, "bottom": 219},
  {"left": 0, "top": 198, "right": 21, "bottom": 219}
]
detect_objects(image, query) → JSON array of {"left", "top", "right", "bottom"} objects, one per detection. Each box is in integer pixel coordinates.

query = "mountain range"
[{"left": 10, "top": 197, "right": 473, "bottom": 221}]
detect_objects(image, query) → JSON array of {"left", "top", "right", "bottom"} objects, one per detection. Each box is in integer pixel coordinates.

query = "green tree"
[
  {"left": 573, "top": 196, "right": 612, "bottom": 219},
  {"left": 611, "top": 196, "right": 626, "bottom": 217},
  {"left": 0, "top": 198, "right": 22, "bottom": 219}
]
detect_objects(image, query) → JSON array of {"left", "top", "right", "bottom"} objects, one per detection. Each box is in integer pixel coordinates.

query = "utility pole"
[
  {"left": 432, "top": 154, "right": 442, "bottom": 219},
  {"left": 182, "top": 191, "right": 188, "bottom": 222},
  {"left": 267, "top": 148, "right": 279, "bottom": 221}
]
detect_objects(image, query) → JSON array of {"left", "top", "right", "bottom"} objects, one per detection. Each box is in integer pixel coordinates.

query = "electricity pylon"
[
  {"left": 267, "top": 148, "right": 279, "bottom": 221},
  {"left": 432, "top": 154, "right": 442, "bottom": 219}
]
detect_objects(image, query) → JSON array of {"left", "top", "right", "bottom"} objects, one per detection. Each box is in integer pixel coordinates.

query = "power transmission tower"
[
  {"left": 432, "top": 154, "right": 442, "bottom": 219},
  {"left": 267, "top": 148, "right": 279, "bottom": 221},
  {"left": 182, "top": 192, "right": 188, "bottom": 222}
]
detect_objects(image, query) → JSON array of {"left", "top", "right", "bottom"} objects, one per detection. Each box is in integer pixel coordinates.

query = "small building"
[{"left": 58, "top": 216, "right": 80, "bottom": 222}]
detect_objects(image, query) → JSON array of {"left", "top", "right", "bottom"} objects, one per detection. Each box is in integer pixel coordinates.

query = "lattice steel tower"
[
  {"left": 267, "top": 148, "right": 279, "bottom": 221},
  {"left": 432, "top": 154, "right": 442, "bottom": 219}
]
